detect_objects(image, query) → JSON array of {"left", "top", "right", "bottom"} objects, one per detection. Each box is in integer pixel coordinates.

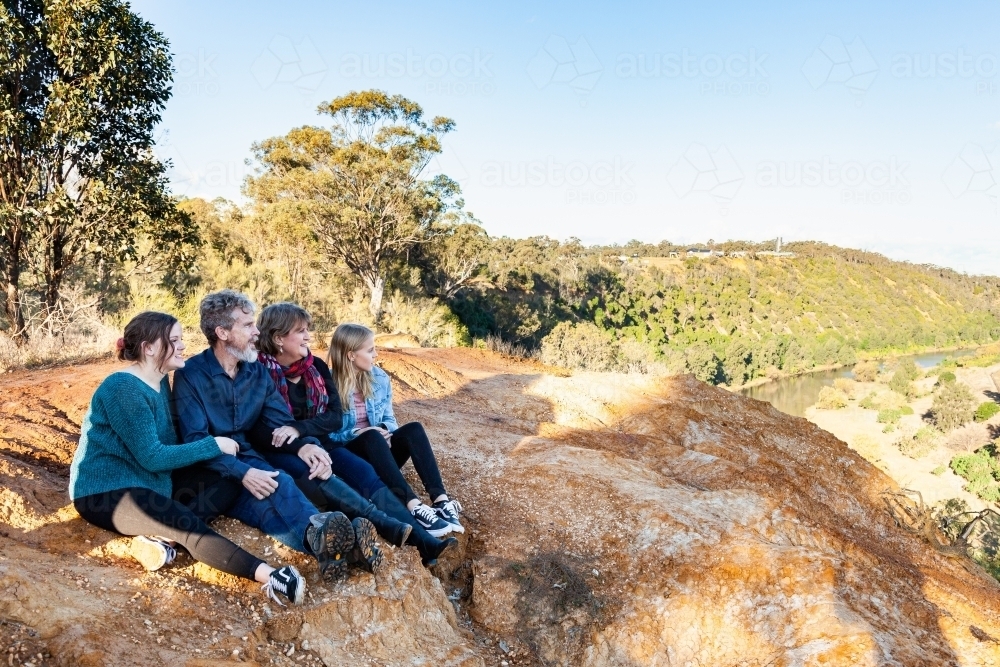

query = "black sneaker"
[
  {"left": 411, "top": 502, "right": 453, "bottom": 537},
  {"left": 432, "top": 498, "right": 464, "bottom": 534},
  {"left": 347, "top": 517, "right": 384, "bottom": 574},
  {"left": 263, "top": 565, "right": 305, "bottom": 606},
  {"left": 305, "top": 511, "right": 355, "bottom": 580}
]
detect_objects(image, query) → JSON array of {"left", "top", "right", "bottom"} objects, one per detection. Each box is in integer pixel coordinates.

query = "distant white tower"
[{"left": 776, "top": 237, "right": 783, "bottom": 253}]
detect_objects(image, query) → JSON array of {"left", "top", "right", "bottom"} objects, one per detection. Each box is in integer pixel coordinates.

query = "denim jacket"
[{"left": 329, "top": 366, "right": 399, "bottom": 443}]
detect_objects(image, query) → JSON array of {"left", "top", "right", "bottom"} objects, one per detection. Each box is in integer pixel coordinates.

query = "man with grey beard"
[{"left": 171, "top": 289, "right": 381, "bottom": 581}]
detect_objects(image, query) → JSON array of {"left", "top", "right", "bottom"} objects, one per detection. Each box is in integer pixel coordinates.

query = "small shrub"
[
  {"left": 833, "top": 377, "right": 857, "bottom": 398},
  {"left": 975, "top": 401, "right": 1000, "bottom": 422},
  {"left": 931, "top": 465, "right": 946, "bottom": 476},
  {"left": 882, "top": 423, "right": 896, "bottom": 433},
  {"left": 932, "top": 382, "right": 977, "bottom": 431},
  {"left": 937, "top": 371, "right": 957, "bottom": 384},
  {"left": 897, "top": 427, "right": 940, "bottom": 459},
  {"left": 859, "top": 392, "right": 878, "bottom": 409},
  {"left": 816, "top": 386, "right": 848, "bottom": 409},
  {"left": 853, "top": 360, "right": 879, "bottom": 383},
  {"left": 877, "top": 408, "right": 903, "bottom": 424},
  {"left": 900, "top": 405, "right": 914, "bottom": 416}
]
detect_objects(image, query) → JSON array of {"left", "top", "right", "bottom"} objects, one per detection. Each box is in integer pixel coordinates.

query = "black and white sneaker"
[
  {"left": 410, "top": 502, "right": 452, "bottom": 537},
  {"left": 305, "top": 511, "right": 355, "bottom": 580},
  {"left": 347, "top": 517, "right": 384, "bottom": 574},
  {"left": 263, "top": 565, "right": 305, "bottom": 606},
  {"left": 432, "top": 498, "right": 464, "bottom": 534}
]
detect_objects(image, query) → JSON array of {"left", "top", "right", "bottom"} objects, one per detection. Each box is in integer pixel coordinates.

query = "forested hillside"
[{"left": 449, "top": 238, "right": 1000, "bottom": 385}]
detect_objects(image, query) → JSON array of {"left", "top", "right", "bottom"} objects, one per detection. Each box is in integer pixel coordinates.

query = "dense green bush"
[
  {"left": 932, "top": 382, "right": 977, "bottom": 431},
  {"left": 950, "top": 445, "right": 1000, "bottom": 501},
  {"left": 877, "top": 408, "right": 903, "bottom": 424},
  {"left": 539, "top": 321, "right": 617, "bottom": 372},
  {"left": 937, "top": 371, "right": 957, "bottom": 384},
  {"left": 975, "top": 401, "right": 1000, "bottom": 422}
]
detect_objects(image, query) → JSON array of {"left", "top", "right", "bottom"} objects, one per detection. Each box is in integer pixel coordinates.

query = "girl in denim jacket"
[{"left": 327, "top": 323, "right": 464, "bottom": 537}]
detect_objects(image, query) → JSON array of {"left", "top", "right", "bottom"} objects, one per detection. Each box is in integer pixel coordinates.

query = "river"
[{"left": 739, "top": 349, "right": 978, "bottom": 418}]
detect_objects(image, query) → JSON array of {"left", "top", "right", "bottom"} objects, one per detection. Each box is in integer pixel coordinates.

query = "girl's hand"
[
  {"left": 214, "top": 436, "right": 240, "bottom": 456},
  {"left": 271, "top": 425, "right": 300, "bottom": 447}
]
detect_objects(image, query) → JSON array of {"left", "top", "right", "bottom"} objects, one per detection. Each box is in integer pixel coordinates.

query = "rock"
[{"left": 3, "top": 353, "right": 1000, "bottom": 666}]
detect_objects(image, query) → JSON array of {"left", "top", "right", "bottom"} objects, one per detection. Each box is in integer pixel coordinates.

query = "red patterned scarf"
[{"left": 258, "top": 351, "right": 329, "bottom": 419}]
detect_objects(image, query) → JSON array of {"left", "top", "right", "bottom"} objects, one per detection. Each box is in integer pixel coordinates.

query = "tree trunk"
[
  {"left": 367, "top": 274, "right": 385, "bottom": 322},
  {"left": 4, "top": 279, "right": 26, "bottom": 345}
]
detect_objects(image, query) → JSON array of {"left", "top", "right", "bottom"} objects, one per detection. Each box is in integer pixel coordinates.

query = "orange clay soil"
[{"left": 1, "top": 348, "right": 1000, "bottom": 667}]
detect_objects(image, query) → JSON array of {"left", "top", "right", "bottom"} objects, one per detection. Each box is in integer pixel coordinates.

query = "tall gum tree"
[
  {"left": 0, "top": 0, "right": 182, "bottom": 340},
  {"left": 246, "top": 90, "right": 461, "bottom": 321}
]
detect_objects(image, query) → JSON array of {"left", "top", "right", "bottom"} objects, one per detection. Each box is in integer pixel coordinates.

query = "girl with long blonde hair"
[{"left": 327, "top": 323, "right": 464, "bottom": 537}]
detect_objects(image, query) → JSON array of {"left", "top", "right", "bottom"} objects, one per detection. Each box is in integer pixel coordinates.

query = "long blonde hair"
[{"left": 328, "top": 323, "right": 376, "bottom": 412}]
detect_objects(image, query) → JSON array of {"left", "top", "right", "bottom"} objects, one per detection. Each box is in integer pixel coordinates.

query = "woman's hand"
[
  {"left": 271, "top": 425, "right": 300, "bottom": 448},
  {"left": 298, "top": 443, "right": 332, "bottom": 480},
  {"left": 214, "top": 436, "right": 240, "bottom": 456},
  {"left": 354, "top": 426, "right": 392, "bottom": 445}
]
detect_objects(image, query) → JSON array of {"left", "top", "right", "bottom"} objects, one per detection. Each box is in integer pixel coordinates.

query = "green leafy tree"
[
  {"left": 0, "top": 0, "right": 180, "bottom": 339},
  {"left": 413, "top": 213, "right": 490, "bottom": 299},
  {"left": 246, "top": 90, "right": 461, "bottom": 320}
]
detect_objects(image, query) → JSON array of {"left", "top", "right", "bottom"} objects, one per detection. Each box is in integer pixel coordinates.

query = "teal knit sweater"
[{"left": 69, "top": 372, "right": 222, "bottom": 500}]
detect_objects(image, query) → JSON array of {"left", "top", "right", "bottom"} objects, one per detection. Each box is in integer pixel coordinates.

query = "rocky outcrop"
[{"left": 2, "top": 353, "right": 1000, "bottom": 666}]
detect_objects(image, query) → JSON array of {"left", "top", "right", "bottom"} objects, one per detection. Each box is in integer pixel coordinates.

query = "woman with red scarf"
[{"left": 251, "top": 302, "right": 456, "bottom": 566}]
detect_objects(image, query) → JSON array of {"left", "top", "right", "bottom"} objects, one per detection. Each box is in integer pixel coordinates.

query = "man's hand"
[
  {"left": 271, "top": 425, "right": 300, "bottom": 447},
  {"left": 214, "top": 436, "right": 240, "bottom": 456},
  {"left": 298, "top": 443, "right": 332, "bottom": 481},
  {"left": 242, "top": 468, "right": 280, "bottom": 500}
]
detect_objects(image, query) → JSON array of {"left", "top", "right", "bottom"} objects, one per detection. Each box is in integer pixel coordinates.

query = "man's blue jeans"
[
  {"left": 264, "top": 448, "right": 386, "bottom": 500},
  {"left": 226, "top": 457, "right": 319, "bottom": 554}
]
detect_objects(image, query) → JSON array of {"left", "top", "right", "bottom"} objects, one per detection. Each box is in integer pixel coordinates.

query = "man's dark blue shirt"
[{"left": 172, "top": 347, "right": 307, "bottom": 480}]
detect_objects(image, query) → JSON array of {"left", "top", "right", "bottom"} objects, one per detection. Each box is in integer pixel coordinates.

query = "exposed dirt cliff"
[{"left": 2, "top": 349, "right": 999, "bottom": 666}]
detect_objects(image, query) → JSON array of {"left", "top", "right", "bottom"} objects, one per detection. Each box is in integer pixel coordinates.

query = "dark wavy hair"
[
  {"left": 257, "top": 302, "right": 312, "bottom": 357},
  {"left": 117, "top": 312, "right": 178, "bottom": 371}
]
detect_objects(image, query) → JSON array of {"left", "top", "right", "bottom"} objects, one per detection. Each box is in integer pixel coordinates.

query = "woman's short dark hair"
[
  {"left": 117, "top": 311, "right": 178, "bottom": 371},
  {"left": 257, "top": 302, "right": 312, "bottom": 356}
]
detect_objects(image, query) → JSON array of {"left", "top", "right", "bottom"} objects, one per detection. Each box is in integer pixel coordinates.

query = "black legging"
[
  {"left": 346, "top": 422, "right": 447, "bottom": 505},
  {"left": 74, "top": 486, "right": 264, "bottom": 581}
]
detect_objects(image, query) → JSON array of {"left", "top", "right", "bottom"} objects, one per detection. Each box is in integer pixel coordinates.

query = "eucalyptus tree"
[
  {"left": 247, "top": 90, "right": 460, "bottom": 321},
  {"left": 0, "top": 0, "right": 185, "bottom": 340}
]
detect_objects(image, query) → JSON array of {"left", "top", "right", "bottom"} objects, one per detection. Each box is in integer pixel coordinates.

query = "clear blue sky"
[{"left": 133, "top": 0, "right": 1000, "bottom": 276}]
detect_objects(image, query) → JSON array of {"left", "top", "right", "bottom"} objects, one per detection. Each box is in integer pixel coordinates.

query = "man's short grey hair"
[{"left": 200, "top": 289, "right": 256, "bottom": 345}]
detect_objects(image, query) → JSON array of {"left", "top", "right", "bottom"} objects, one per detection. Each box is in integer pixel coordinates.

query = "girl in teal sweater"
[{"left": 70, "top": 312, "right": 305, "bottom": 605}]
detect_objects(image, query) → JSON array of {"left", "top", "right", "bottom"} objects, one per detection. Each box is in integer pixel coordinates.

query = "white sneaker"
[
  {"left": 432, "top": 498, "right": 464, "bottom": 534},
  {"left": 131, "top": 536, "right": 176, "bottom": 571}
]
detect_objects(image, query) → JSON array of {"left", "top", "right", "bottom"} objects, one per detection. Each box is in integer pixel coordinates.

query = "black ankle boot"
[{"left": 317, "top": 476, "right": 411, "bottom": 546}]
